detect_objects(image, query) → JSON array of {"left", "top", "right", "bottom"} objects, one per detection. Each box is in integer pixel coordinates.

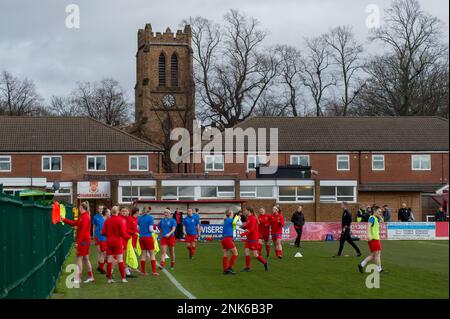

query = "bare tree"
[
  {"left": 49, "top": 78, "right": 131, "bottom": 126},
  {"left": 355, "top": 0, "right": 448, "bottom": 117},
  {"left": 324, "top": 26, "right": 364, "bottom": 116},
  {"left": 0, "top": 70, "right": 43, "bottom": 116},
  {"left": 275, "top": 45, "right": 303, "bottom": 116},
  {"left": 185, "top": 10, "right": 280, "bottom": 129},
  {"left": 301, "top": 36, "right": 335, "bottom": 116}
]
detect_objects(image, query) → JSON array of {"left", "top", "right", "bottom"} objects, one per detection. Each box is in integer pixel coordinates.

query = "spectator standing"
[
  {"left": 356, "top": 207, "right": 365, "bottom": 222},
  {"left": 398, "top": 203, "right": 409, "bottom": 222},
  {"left": 382, "top": 205, "right": 392, "bottom": 222},
  {"left": 291, "top": 206, "right": 305, "bottom": 248},
  {"left": 173, "top": 208, "right": 184, "bottom": 239},
  {"left": 407, "top": 208, "right": 415, "bottom": 222},
  {"left": 435, "top": 207, "right": 447, "bottom": 222},
  {"left": 334, "top": 202, "right": 361, "bottom": 258}
]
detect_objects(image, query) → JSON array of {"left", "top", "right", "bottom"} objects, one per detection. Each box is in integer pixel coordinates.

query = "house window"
[
  {"left": 120, "top": 186, "right": 156, "bottom": 204},
  {"left": 42, "top": 156, "right": 62, "bottom": 172},
  {"left": 129, "top": 156, "right": 149, "bottom": 171},
  {"left": 247, "top": 155, "right": 267, "bottom": 171},
  {"left": 87, "top": 156, "right": 106, "bottom": 171},
  {"left": 0, "top": 156, "right": 11, "bottom": 172},
  {"left": 240, "top": 186, "right": 274, "bottom": 199},
  {"left": 200, "top": 186, "right": 234, "bottom": 199},
  {"left": 320, "top": 186, "right": 356, "bottom": 203},
  {"left": 161, "top": 186, "right": 195, "bottom": 200},
  {"left": 205, "top": 155, "right": 224, "bottom": 171},
  {"left": 412, "top": 155, "right": 431, "bottom": 171},
  {"left": 171, "top": 53, "right": 178, "bottom": 87},
  {"left": 159, "top": 53, "right": 166, "bottom": 87},
  {"left": 290, "top": 155, "right": 310, "bottom": 166},
  {"left": 372, "top": 155, "right": 385, "bottom": 171},
  {"left": 337, "top": 155, "right": 350, "bottom": 171},
  {"left": 278, "top": 186, "right": 314, "bottom": 202}
]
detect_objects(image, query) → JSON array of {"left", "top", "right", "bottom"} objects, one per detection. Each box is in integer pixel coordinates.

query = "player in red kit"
[
  {"left": 271, "top": 206, "right": 285, "bottom": 259},
  {"left": 63, "top": 201, "right": 94, "bottom": 284},
  {"left": 241, "top": 207, "right": 269, "bottom": 272},
  {"left": 257, "top": 207, "right": 272, "bottom": 258},
  {"left": 125, "top": 207, "right": 139, "bottom": 277},
  {"left": 102, "top": 206, "right": 131, "bottom": 283}
]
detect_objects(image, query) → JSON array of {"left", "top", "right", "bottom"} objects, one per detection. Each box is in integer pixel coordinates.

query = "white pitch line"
[{"left": 157, "top": 262, "right": 197, "bottom": 299}]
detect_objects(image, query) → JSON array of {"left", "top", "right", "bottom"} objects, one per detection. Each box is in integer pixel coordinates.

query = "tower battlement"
[{"left": 138, "top": 23, "right": 192, "bottom": 48}]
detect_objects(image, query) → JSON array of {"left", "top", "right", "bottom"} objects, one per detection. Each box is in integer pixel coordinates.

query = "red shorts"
[
  {"left": 221, "top": 237, "right": 236, "bottom": 250},
  {"left": 139, "top": 236, "right": 155, "bottom": 251},
  {"left": 98, "top": 241, "right": 107, "bottom": 252},
  {"left": 368, "top": 240, "right": 382, "bottom": 252},
  {"left": 272, "top": 233, "right": 282, "bottom": 240},
  {"left": 259, "top": 233, "right": 270, "bottom": 242},
  {"left": 245, "top": 240, "right": 259, "bottom": 251},
  {"left": 161, "top": 236, "right": 176, "bottom": 247},
  {"left": 107, "top": 244, "right": 123, "bottom": 256},
  {"left": 76, "top": 242, "right": 90, "bottom": 257},
  {"left": 185, "top": 235, "right": 197, "bottom": 243}
]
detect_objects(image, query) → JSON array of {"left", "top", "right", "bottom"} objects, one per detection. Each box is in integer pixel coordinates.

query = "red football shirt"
[
  {"left": 258, "top": 213, "right": 271, "bottom": 236},
  {"left": 63, "top": 212, "right": 91, "bottom": 244},
  {"left": 102, "top": 215, "right": 130, "bottom": 247},
  {"left": 271, "top": 213, "right": 285, "bottom": 235},
  {"left": 242, "top": 214, "right": 259, "bottom": 241}
]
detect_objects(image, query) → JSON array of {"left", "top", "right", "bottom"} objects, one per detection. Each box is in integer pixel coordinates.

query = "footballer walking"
[
  {"left": 159, "top": 208, "right": 177, "bottom": 270},
  {"left": 221, "top": 209, "right": 238, "bottom": 275},
  {"left": 241, "top": 207, "right": 269, "bottom": 272},
  {"left": 183, "top": 208, "right": 201, "bottom": 259},
  {"left": 257, "top": 207, "right": 272, "bottom": 258},
  {"left": 271, "top": 206, "right": 285, "bottom": 259},
  {"left": 359, "top": 206, "right": 385, "bottom": 274}
]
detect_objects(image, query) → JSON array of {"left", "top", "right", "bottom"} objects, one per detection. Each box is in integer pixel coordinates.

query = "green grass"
[{"left": 53, "top": 240, "right": 449, "bottom": 299}]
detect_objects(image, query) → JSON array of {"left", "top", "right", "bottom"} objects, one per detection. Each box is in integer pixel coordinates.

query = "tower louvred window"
[
  {"left": 171, "top": 53, "right": 178, "bottom": 87},
  {"left": 159, "top": 53, "right": 166, "bottom": 86}
]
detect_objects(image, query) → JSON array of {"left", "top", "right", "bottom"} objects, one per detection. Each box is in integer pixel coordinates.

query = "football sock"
[
  {"left": 118, "top": 262, "right": 125, "bottom": 279},
  {"left": 151, "top": 260, "right": 157, "bottom": 273},
  {"left": 222, "top": 257, "right": 228, "bottom": 272},
  {"left": 266, "top": 245, "right": 270, "bottom": 256},
  {"left": 245, "top": 255, "right": 251, "bottom": 268},
  {"left": 141, "top": 260, "right": 146, "bottom": 273},
  {"left": 106, "top": 262, "right": 112, "bottom": 279},
  {"left": 229, "top": 255, "right": 237, "bottom": 269},
  {"left": 257, "top": 256, "right": 266, "bottom": 264}
]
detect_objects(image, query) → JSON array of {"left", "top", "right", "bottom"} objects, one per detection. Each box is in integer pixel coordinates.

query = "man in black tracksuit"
[
  {"left": 291, "top": 206, "right": 306, "bottom": 248},
  {"left": 334, "top": 202, "right": 361, "bottom": 257}
]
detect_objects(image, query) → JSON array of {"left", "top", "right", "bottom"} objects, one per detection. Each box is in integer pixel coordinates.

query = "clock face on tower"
[{"left": 162, "top": 94, "right": 176, "bottom": 108}]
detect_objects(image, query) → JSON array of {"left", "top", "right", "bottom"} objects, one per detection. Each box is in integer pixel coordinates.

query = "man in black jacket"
[
  {"left": 291, "top": 206, "right": 305, "bottom": 248},
  {"left": 398, "top": 203, "right": 409, "bottom": 222},
  {"left": 334, "top": 202, "right": 361, "bottom": 257}
]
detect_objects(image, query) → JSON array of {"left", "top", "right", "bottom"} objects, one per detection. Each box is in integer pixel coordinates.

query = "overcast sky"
[{"left": 0, "top": 0, "right": 448, "bottom": 102}]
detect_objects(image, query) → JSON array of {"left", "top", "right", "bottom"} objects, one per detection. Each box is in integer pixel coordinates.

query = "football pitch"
[{"left": 52, "top": 240, "right": 449, "bottom": 299}]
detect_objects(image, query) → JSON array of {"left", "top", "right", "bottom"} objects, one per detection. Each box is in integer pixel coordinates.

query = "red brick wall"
[
  {"left": 190, "top": 152, "right": 448, "bottom": 184},
  {"left": 0, "top": 153, "right": 160, "bottom": 181}
]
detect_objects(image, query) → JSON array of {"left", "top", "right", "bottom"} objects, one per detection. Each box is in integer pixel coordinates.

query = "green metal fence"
[{"left": 0, "top": 185, "right": 74, "bottom": 299}]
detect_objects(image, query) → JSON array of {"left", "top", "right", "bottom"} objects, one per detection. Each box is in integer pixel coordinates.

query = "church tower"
[{"left": 134, "top": 23, "right": 195, "bottom": 171}]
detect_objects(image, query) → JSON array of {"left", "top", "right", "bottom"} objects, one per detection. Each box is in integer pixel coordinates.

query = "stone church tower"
[{"left": 131, "top": 23, "right": 195, "bottom": 171}]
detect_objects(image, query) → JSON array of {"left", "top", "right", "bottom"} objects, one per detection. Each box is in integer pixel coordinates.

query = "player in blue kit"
[
  {"left": 92, "top": 205, "right": 105, "bottom": 274},
  {"left": 221, "top": 209, "right": 238, "bottom": 275},
  {"left": 183, "top": 208, "right": 201, "bottom": 259},
  {"left": 159, "top": 208, "right": 177, "bottom": 270},
  {"left": 138, "top": 207, "right": 159, "bottom": 276}
]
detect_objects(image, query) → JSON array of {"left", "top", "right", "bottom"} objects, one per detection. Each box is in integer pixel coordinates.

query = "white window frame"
[
  {"left": 204, "top": 155, "right": 224, "bottom": 171},
  {"left": 277, "top": 185, "right": 315, "bottom": 203},
  {"left": 290, "top": 155, "right": 310, "bottom": 166},
  {"left": 41, "top": 156, "right": 62, "bottom": 172},
  {"left": 200, "top": 185, "right": 235, "bottom": 199},
  {"left": 119, "top": 185, "right": 157, "bottom": 204},
  {"left": 320, "top": 185, "right": 357, "bottom": 203},
  {"left": 0, "top": 156, "right": 12, "bottom": 172},
  {"left": 87, "top": 155, "right": 107, "bottom": 172},
  {"left": 129, "top": 155, "right": 149, "bottom": 172},
  {"left": 411, "top": 155, "right": 431, "bottom": 171},
  {"left": 247, "top": 154, "right": 267, "bottom": 171},
  {"left": 336, "top": 155, "right": 350, "bottom": 171},
  {"left": 240, "top": 185, "right": 275, "bottom": 199},
  {"left": 372, "top": 155, "right": 385, "bottom": 171}
]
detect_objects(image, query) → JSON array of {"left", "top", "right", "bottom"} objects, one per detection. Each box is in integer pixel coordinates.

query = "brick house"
[
  {"left": 0, "top": 116, "right": 163, "bottom": 212},
  {"left": 178, "top": 116, "right": 449, "bottom": 222}
]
